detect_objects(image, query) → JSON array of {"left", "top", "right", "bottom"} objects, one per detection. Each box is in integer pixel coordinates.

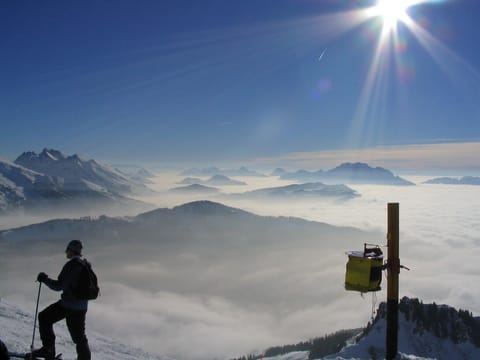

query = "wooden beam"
[{"left": 386, "top": 202, "right": 400, "bottom": 360}]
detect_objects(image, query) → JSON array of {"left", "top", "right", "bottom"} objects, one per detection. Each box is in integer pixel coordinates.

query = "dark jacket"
[
  {"left": 0, "top": 338, "right": 9, "bottom": 360},
  {"left": 44, "top": 256, "right": 88, "bottom": 311}
]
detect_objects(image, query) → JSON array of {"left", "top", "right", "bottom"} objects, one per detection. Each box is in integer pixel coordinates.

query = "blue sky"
[{"left": 1, "top": 0, "right": 480, "bottom": 171}]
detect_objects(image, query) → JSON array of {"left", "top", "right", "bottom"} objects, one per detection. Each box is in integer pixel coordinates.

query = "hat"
[{"left": 66, "top": 240, "right": 83, "bottom": 255}]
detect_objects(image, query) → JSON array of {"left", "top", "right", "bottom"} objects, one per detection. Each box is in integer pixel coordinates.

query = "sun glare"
[
  {"left": 347, "top": 0, "right": 433, "bottom": 147},
  {"left": 369, "top": 0, "right": 415, "bottom": 35}
]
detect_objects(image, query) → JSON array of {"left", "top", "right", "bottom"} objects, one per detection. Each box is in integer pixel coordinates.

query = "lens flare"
[
  {"left": 368, "top": 0, "right": 413, "bottom": 35},
  {"left": 345, "top": 0, "right": 468, "bottom": 148}
]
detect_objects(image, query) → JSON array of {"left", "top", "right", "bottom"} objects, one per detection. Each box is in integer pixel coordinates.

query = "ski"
[{"left": 8, "top": 351, "right": 63, "bottom": 360}]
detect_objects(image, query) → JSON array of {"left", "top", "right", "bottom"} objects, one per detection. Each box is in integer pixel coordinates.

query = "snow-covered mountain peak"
[
  {"left": 16, "top": 148, "right": 67, "bottom": 165},
  {"left": 16, "top": 149, "right": 92, "bottom": 174},
  {"left": 0, "top": 159, "right": 59, "bottom": 191},
  {"left": 13, "top": 149, "right": 136, "bottom": 194},
  {"left": 1, "top": 149, "right": 154, "bottom": 215},
  {"left": 330, "top": 162, "right": 392, "bottom": 177},
  {"left": 325, "top": 297, "right": 480, "bottom": 360},
  {"left": 40, "top": 148, "right": 66, "bottom": 161}
]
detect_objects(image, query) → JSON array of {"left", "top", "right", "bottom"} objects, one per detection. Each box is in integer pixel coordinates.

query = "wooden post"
[{"left": 386, "top": 203, "right": 399, "bottom": 359}]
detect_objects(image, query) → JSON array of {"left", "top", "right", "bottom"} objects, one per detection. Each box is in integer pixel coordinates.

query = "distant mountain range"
[
  {"left": 180, "top": 163, "right": 413, "bottom": 186},
  {"left": 230, "top": 182, "right": 359, "bottom": 200},
  {"left": 169, "top": 183, "right": 220, "bottom": 194},
  {"left": 280, "top": 163, "right": 414, "bottom": 186},
  {"left": 181, "top": 166, "right": 266, "bottom": 177},
  {"left": 178, "top": 174, "right": 247, "bottom": 186},
  {"left": 0, "top": 148, "right": 153, "bottom": 215},
  {"left": 112, "top": 164, "right": 156, "bottom": 184},
  {"left": 424, "top": 176, "right": 480, "bottom": 185},
  {"left": 169, "top": 181, "right": 358, "bottom": 201},
  {"left": 270, "top": 168, "right": 288, "bottom": 176}
]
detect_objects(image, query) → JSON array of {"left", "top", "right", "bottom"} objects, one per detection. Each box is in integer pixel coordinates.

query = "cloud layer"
[{"left": 1, "top": 173, "right": 480, "bottom": 360}]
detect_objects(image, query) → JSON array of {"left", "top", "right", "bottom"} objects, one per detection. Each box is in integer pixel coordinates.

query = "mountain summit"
[
  {"left": 0, "top": 149, "right": 152, "bottom": 215},
  {"left": 172, "top": 200, "right": 250, "bottom": 216},
  {"left": 15, "top": 148, "right": 133, "bottom": 194},
  {"left": 281, "top": 162, "right": 413, "bottom": 186}
]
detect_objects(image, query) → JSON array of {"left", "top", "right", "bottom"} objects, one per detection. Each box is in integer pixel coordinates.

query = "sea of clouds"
[
  {"left": 1, "top": 172, "right": 479, "bottom": 360},
  {"left": 127, "top": 173, "right": 480, "bottom": 358}
]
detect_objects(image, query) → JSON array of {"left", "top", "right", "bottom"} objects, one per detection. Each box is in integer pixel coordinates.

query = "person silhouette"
[{"left": 26, "top": 240, "right": 91, "bottom": 360}]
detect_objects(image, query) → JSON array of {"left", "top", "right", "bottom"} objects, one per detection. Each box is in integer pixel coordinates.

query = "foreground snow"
[
  {"left": 2, "top": 295, "right": 479, "bottom": 359},
  {"left": 263, "top": 351, "right": 435, "bottom": 360},
  {"left": 0, "top": 300, "right": 174, "bottom": 360}
]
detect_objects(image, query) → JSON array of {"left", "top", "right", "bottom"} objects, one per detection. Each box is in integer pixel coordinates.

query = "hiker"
[
  {"left": 0, "top": 338, "right": 9, "bottom": 360},
  {"left": 27, "top": 240, "right": 91, "bottom": 360}
]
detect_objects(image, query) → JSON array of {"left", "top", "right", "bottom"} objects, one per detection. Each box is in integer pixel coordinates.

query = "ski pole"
[{"left": 31, "top": 281, "right": 42, "bottom": 360}]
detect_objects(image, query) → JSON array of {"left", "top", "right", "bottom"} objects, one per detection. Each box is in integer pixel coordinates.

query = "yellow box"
[{"left": 345, "top": 251, "right": 383, "bottom": 292}]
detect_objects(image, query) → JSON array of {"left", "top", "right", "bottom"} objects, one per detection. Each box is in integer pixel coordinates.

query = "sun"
[{"left": 369, "top": 0, "right": 417, "bottom": 35}]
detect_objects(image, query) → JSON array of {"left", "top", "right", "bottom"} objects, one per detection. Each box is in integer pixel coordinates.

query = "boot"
[
  {"left": 24, "top": 346, "right": 56, "bottom": 360},
  {"left": 76, "top": 340, "right": 91, "bottom": 360}
]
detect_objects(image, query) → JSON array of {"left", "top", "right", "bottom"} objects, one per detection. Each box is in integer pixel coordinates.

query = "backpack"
[{"left": 74, "top": 258, "right": 100, "bottom": 300}]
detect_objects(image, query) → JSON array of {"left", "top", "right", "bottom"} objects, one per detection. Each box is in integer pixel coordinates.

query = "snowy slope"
[
  {"left": 0, "top": 158, "right": 134, "bottom": 214},
  {"left": 0, "top": 159, "right": 61, "bottom": 195},
  {"left": 262, "top": 298, "right": 480, "bottom": 360},
  {"left": 0, "top": 150, "right": 154, "bottom": 215},
  {"left": 327, "top": 316, "right": 479, "bottom": 360},
  {"left": 0, "top": 300, "right": 174, "bottom": 360},
  {"left": 14, "top": 149, "right": 138, "bottom": 195},
  {"left": 0, "top": 175, "right": 25, "bottom": 212},
  {"left": 8, "top": 292, "right": 474, "bottom": 360},
  {"left": 327, "top": 299, "right": 480, "bottom": 360},
  {"left": 263, "top": 352, "right": 309, "bottom": 360},
  {"left": 0, "top": 159, "right": 64, "bottom": 212}
]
